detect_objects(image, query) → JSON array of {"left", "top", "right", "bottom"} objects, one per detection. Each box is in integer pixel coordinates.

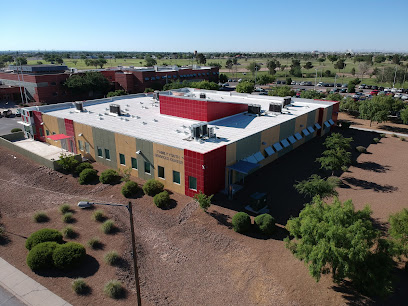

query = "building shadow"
[
  {"left": 343, "top": 177, "right": 398, "bottom": 193},
  {"left": 378, "top": 124, "right": 408, "bottom": 135}
]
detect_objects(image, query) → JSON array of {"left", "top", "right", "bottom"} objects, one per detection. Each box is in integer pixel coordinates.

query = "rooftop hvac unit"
[
  {"left": 199, "top": 93, "right": 206, "bottom": 99},
  {"left": 283, "top": 97, "right": 291, "bottom": 106},
  {"left": 269, "top": 103, "right": 282, "bottom": 113},
  {"left": 109, "top": 104, "right": 121, "bottom": 116},
  {"left": 190, "top": 124, "right": 201, "bottom": 139},
  {"left": 248, "top": 104, "right": 261, "bottom": 115},
  {"left": 153, "top": 91, "right": 160, "bottom": 101},
  {"left": 200, "top": 123, "right": 208, "bottom": 136},
  {"left": 74, "top": 101, "right": 84, "bottom": 112},
  {"left": 208, "top": 127, "right": 216, "bottom": 138}
]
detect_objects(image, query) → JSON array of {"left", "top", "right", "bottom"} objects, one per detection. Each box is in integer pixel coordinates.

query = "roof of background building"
[
  {"left": 8, "top": 65, "right": 68, "bottom": 73},
  {"left": 26, "top": 89, "right": 334, "bottom": 154}
]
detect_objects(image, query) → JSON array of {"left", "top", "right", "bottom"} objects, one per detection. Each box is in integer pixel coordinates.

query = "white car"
[
  {"left": 401, "top": 95, "right": 408, "bottom": 100},
  {"left": 391, "top": 88, "right": 398, "bottom": 93},
  {"left": 384, "top": 88, "right": 391, "bottom": 92},
  {"left": 394, "top": 93, "right": 402, "bottom": 99},
  {"left": 397, "top": 88, "right": 404, "bottom": 93}
]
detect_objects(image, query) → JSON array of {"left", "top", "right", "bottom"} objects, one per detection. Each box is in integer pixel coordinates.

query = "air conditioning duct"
[
  {"left": 74, "top": 101, "right": 84, "bottom": 112},
  {"left": 269, "top": 102, "right": 282, "bottom": 113},
  {"left": 153, "top": 91, "right": 160, "bottom": 101},
  {"left": 283, "top": 96, "right": 291, "bottom": 106},
  {"left": 190, "top": 124, "right": 201, "bottom": 139},
  {"left": 200, "top": 93, "right": 206, "bottom": 99},
  {"left": 248, "top": 104, "right": 261, "bottom": 115},
  {"left": 208, "top": 127, "right": 216, "bottom": 138},
  {"left": 109, "top": 104, "right": 121, "bottom": 116},
  {"left": 200, "top": 123, "right": 208, "bottom": 136}
]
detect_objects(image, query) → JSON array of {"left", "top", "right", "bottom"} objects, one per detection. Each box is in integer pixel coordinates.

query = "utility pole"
[
  {"left": 314, "top": 68, "right": 317, "bottom": 90},
  {"left": 393, "top": 65, "right": 397, "bottom": 88}
]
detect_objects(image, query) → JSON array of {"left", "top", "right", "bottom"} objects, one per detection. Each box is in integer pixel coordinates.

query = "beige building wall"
[
  {"left": 74, "top": 122, "right": 95, "bottom": 161},
  {"left": 114, "top": 133, "right": 138, "bottom": 177},
  {"left": 259, "top": 125, "right": 280, "bottom": 166},
  {"left": 42, "top": 114, "right": 61, "bottom": 148},
  {"left": 152, "top": 143, "right": 185, "bottom": 194},
  {"left": 293, "top": 114, "right": 308, "bottom": 149}
]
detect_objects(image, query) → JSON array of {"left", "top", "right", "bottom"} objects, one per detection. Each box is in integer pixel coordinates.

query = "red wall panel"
[
  {"left": 32, "top": 110, "right": 45, "bottom": 142},
  {"left": 64, "top": 119, "right": 76, "bottom": 153}
]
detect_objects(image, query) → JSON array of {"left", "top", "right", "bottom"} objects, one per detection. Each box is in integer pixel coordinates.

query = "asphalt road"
[
  {"left": 0, "top": 116, "right": 21, "bottom": 136},
  {"left": 0, "top": 285, "right": 25, "bottom": 306}
]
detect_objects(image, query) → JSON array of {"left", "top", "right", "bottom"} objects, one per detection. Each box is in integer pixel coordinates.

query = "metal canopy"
[
  {"left": 227, "top": 160, "right": 260, "bottom": 175},
  {"left": 46, "top": 134, "right": 72, "bottom": 141}
]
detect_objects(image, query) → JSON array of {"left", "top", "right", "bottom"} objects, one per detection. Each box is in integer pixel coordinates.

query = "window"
[
  {"left": 158, "top": 166, "right": 165, "bottom": 179},
  {"left": 46, "top": 130, "right": 50, "bottom": 136},
  {"left": 105, "top": 149, "right": 111, "bottom": 160},
  {"left": 189, "top": 176, "right": 197, "bottom": 190},
  {"left": 131, "top": 157, "right": 138, "bottom": 169},
  {"left": 85, "top": 142, "right": 90, "bottom": 153},
  {"left": 97, "top": 147, "right": 103, "bottom": 157},
  {"left": 78, "top": 140, "right": 84, "bottom": 151},
  {"left": 52, "top": 92, "right": 58, "bottom": 96},
  {"left": 51, "top": 82, "right": 56, "bottom": 86},
  {"left": 52, "top": 132, "right": 56, "bottom": 135},
  {"left": 144, "top": 161, "right": 151, "bottom": 174},
  {"left": 39, "top": 128, "right": 43, "bottom": 137},
  {"left": 119, "top": 153, "right": 125, "bottom": 165},
  {"left": 173, "top": 171, "right": 180, "bottom": 184}
]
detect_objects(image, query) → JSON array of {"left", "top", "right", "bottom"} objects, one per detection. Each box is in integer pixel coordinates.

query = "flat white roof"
[{"left": 35, "top": 89, "right": 333, "bottom": 154}]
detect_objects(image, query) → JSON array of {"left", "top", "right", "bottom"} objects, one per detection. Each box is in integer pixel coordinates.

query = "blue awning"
[
  {"left": 302, "top": 128, "right": 310, "bottom": 136},
  {"left": 307, "top": 126, "right": 315, "bottom": 133},
  {"left": 227, "top": 160, "right": 260, "bottom": 174},
  {"left": 273, "top": 142, "right": 283, "bottom": 151},
  {"left": 265, "top": 146, "right": 275, "bottom": 156},
  {"left": 329, "top": 119, "right": 335, "bottom": 125},
  {"left": 294, "top": 132, "right": 302, "bottom": 140},
  {"left": 324, "top": 121, "right": 330, "bottom": 128},
  {"left": 288, "top": 135, "right": 297, "bottom": 144},
  {"left": 315, "top": 123, "right": 322, "bottom": 129},
  {"left": 281, "top": 139, "right": 290, "bottom": 148}
]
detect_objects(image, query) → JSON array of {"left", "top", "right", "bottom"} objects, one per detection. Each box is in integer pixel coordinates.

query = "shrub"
[
  {"left": 33, "top": 211, "right": 49, "bottom": 223},
  {"left": 92, "top": 210, "right": 105, "bottom": 222},
  {"left": 121, "top": 181, "right": 139, "bottom": 198},
  {"left": 72, "top": 278, "right": 89, "bottom": 295},
  {"left": 79, "top": 168, "right": 98, "bottom": 185},
  {"left": 254, "top": 214, "right": 276, "bottom": 236},
  {"left": 62, "top": 226, "right": 77, "bottom": 239},
  {"left": 52, "top": 242, "right": 86, "bottom": 270},
  {"left": 380, "top": 133, "right": 386, "bottom": 138},
  {"left": 104, "top": 280, "right": 125, "bottom": 299},
  {"left": 194, "top": 191, "right": 213, "bottom": 211},
  {"left": 99, "top": 169, "right": 120, "bottom": 184},
  {"left": 75, "top": 162, "right": 93, "bottom": 175},
  {"left": 11, "top": 128, "right": 22, "bottom": 133},
  {"left": 101, "top": 220, "right": 115, "bottom": 234},
  {"left": 340, "top": 122, "right": 351, "bottom": 129},
  {"left": 62, "top": 212, "right": 74, "bottom": 223},
  {"left": 59, "top": 204, "right": 71, "bottom": 214},
  {"left": 154, "top": 191, "right": 170, "bottom": 208},
  {"left": 142, "top": 179, "right": 164, "bottom": 196},
  {"left": 356, "top": 146, "right": 367, "bottom": 153},
  {"left": 57, "top": 153, "right": 80, "bottom": 173},
  {"left": 232, "top": 212, "right": 251, "bottom": 234},
  {"left": 26, "top": 228, "right": 63, "bottom": 250},
  {"left": 104, "top": 251, "right": 120, "bottom": 265},
  {"left": 400, "top": 137, "right": 406, "bottom": 142},
  {"left": 373, "top": 138, "right": 380, "bottom": 143},
  {"left": 87, "top": 237, "right": 102, "bottom": 249},
  {"left": 392, "top": 133, "right": 398, "bottom": 138},
  {"left": 26, "top": 242, "right": 58, "bottom": 271}
]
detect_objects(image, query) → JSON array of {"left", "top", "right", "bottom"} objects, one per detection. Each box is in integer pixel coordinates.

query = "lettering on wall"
[{"left": 155, "top": 149, "right": 184, "bottom": 165}]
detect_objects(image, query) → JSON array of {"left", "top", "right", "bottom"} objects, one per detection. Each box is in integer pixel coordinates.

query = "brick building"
[{"left": 21, "top": 89, "right": 338, "bottom": 197}]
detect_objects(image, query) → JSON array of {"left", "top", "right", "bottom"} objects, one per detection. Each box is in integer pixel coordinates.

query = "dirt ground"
[{"left": 0, "top": 124, "right": 407, "bottom": 305}]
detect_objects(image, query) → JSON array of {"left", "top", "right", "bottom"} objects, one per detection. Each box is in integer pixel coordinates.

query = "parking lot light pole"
[
  {"left": 314, "top": 68, "right": 317, "bottom": 90},
  {"left": 77, "top": 201, "right": 142, "bottom": 306}
]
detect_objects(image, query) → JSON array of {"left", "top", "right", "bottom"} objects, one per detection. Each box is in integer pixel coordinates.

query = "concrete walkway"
[
  {"left": 0, "top": 258, "right": 71, "bottom": 306},
  {"left": 350, "top": 126, "right": 408, "bottom": 137}
]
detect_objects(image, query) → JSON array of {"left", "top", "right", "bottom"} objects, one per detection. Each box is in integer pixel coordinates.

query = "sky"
[{"left": 1, "top": 0, "right": 408, "bottom": 52}]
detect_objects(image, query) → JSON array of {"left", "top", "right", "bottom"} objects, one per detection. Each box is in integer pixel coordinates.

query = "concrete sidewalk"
[
  {"left": 350, "top": 126, "right": 408, "bottom": 137},
  {"left": 0, "top": 258, "right": 71, "bottom": 306}
]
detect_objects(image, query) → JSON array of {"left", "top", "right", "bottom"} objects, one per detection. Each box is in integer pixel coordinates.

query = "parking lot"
[{"left": 0, "top": 101, "right": 22, "bottom": 135}]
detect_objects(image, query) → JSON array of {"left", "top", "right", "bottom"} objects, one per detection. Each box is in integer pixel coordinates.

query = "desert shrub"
[
  {"left": 154, "top": 191, "right": 170, "bottom": 208},
  {"left": 142, "top": 179, "right": 164, "bottom": 196},
  {"left": 373, "top": 138, "right": 380, "bottom": 143},
  {"left": 380, "top": 133, "right": 386, "bottom": 138},
  {"left": 26, "top": 241, "right": 58, "bottom": 271},
  {"left": 356, "top": 146, "right": 367, "bottom": 153},
  {"left": 104, "top": 251, "right": 120, "bottom": 266},
  {"left": 392, "top": 133, "right": 398, "bottom": 138},
  {"left": 33, "top": 211, "right": 49, "bottom": 223},
  {"left": 62, "top": 212, "right": 74, "bottom": 223},
  {"left": 75, "top": 162, "right": 93, "bottom": 175},
  {"left": 72, "top": 278, "right": 89, "bottom": 295},
  {"left": 59, "top": 204, "right": 71, "bottom": 214},
  {"left": 57, "top": 153, "right": 80, "bottom": 173},
  {"left": 194, "top": 191, "right": 213, "bottom": 211},
  {"left": 79, "top": 168, "right": 98, "bottom": 185},
  {"left": 52, "top": 242, "right": 86, "bottom": 270},
  {"left": 92, "top": 210, "right": 105, "bottom": 222},
  {"left": 232, "top": 212, "right": 251, "bottom": 234},
  {"left": 400, "top": 137, "right": 406, "bottom": 141},
  {"left": 11, "top": 128, "right": 22, "bottom": 133},
  {"left": 254, "top": 214, "right": 276, "bottom": 236},
  {"left": 26, "top": 228, "right": 63, "bottom": 250},
  {"left": 104, "top": 280, "right": 125, "bottom": 299},
  {"left": 87, "top": 237, "right": 102, "bottom": 249},
  {"left": 101, "top": 220, "right": 115, "bottom": 234},
  {"left": 121, "top": 181, "right": 139, "bottom": 198},
  {"left": 99, "top": 169, "right": 120, "bottom": 184},
  {"left": 62, "top": 226, "right": 77, "bottom": 239}
]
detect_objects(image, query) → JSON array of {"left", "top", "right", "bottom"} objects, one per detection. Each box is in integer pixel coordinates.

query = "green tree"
[
  {"left": 196, "top": 53, "right": 206, "bottom": 64},
  {"left": 400, "top": 107, "right": 408, "bottom": 124},
  {"left": 327, "top": 54, "right": 338, "bottom": 63},
  {"left": 285, "top": 77, "right": 292, "bottom": 86},
  {"left": 193, "top": 191, "right": 213, "bottom": 211},
  {"left": 15, "top": 57, "right": 27, "bottom": 65},
  {"left": 236, "top": 81, "right": 254, "bottom": 93},
  {"left": 266, "top": 60, "right": 277, "bottom": 75},
  {"left": 97, "top": 59, "right": 107, "bottom": 69},
  {"left": 294, "top": 174, "right": 339, "bottom": 198},
  {"left": 326, "top": 93, "right": 343, "bottom": 101},
  {"left": 316, "top": 147, "right": 351, "bottom": 175},
  {"left": 339, "top": 97, "right": 360, "bottom": 114},
  {"left": 225, "top": 59, "right": 233, "bottom": 70},
  {"left": 334, "top": 59, "right": 346, "bottom": 72},
  {"left": 268, "top": 85, "right": 295, "bottom": 97},
  {"left": 351, "top": 67, "right": 356, "bottom": 76},
  {"left": 64, "top": 72, "right": 110, "bottom": 95},
  {"left": 359, "top": 97, "right": 389, "bottom": 126},
  {"left": 145, "top": 56, "right": 157, "bottom": 67},
  {"left": 374, "top": 55, "right": 386, "bottom": 64},
  {"left": 219, "top": 73, "right": 228, "bottom": 83},
  {"left": 323, "top": 132, "right": 353, "bottom": 151},
  {"left": 388, "top": 208, "right": 408, "bottom": 256},
  {"left": 208, "top": 62, "right": 221, "bottom": 69},
  {"left": 247, "top": 62, "right": 261, "bottom": 76},
  {"left": 300, "top": 90, "right": 324, "bottom": 99},
  {"left": 107, "top": 90, "right": 127, "bottom": 97},
  {"left": 285, "top": 196, "right": 395, "bottom": 297},
  {"left": 258, "top": 74, "right": 275, "bottom": 85},
  {"left": 303, "top": 61, "right": 313, "bottom": 70}
]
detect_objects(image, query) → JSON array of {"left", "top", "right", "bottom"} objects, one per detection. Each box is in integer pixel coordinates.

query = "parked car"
[
  {"left": 254, "top": 87, "right": 266, "bottom": 92},
  {"left": 259, "top": 92, "right": 268, "bottom": 96},
  {"left": 340, "top": 88, "right": 347, "bottom": 93},
  {"left": 394, "top": 93, "right": 403, "bottom": 99},
  {"left": 391, "top": 88, "right": 398, "bottom": 93},
  {"left": 3, "top": 110, "right": 12, "bottom": 117},
  {"left": 378, "top": 86, "right": 384, "bottom": 91},
  {"left": 401, "top": 94, "right": 408, "bottom": 100},
  {"left": 15, "top": 109, "right": 22, "bottom": 117},
  {"left": 291, "top": 81, "right": 296, "bottom": 85},
  {"left": 397, "top": 88, "right": 404, "bottom": 93},
  {"left": 370, "top": 90, "right": 379, "bottom": 95},
  {"left": 341, "top": 84, "right": 348, "bottom": 88},
  {"left": 238, "top": 79, "right": 242, "bottom": 82},
  {"left": 358, "top": 85, "right": 365, "bottom": 89},
  {"left": 366, "top": 85, "right": 372, "bottom": 89},
  {"left": 372, "top": 85, "right": 378, "bottom": 90}
]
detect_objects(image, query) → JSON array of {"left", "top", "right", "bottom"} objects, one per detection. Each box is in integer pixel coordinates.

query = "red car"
[{"left": 370, "top": 90, "right": 379, "bottom": 95}]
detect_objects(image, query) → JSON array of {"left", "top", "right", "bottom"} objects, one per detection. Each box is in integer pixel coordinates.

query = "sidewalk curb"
[
  {"left": 349, "top": 126, "right": 408, "bottom": 137},
  {"left": 0, "top": 257, "right": 72, "bottom": 306}
]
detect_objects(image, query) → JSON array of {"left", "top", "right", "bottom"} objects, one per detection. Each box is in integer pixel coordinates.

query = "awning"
[
  {"left": 328, "top": 119, "right": 335, "bottom": 125},
  {"left": 315, "top": 123, "right": 322, "bottom": 130},
  {"left": 294, "top": 132, "right": 302, "bottom": 140},
  {"left": 324, "top": 121, "right": 331, "bottom": 128},
  {"left": 47, "top": 134, "right": 72, "bottom": 141},
  {"left": 302, "top": 128, "right": 310, "bottom": 136},
  {"left": 227, "top": 160, "right": 260, "bottom": 175},
  {"left": 265, "top": 146, "right": 275, "bottom": 156},
  {"left": 281, "top": 139, "right": 290, "bottom": 148},
  {"left": 307, "top": 126, "right": 315, "bottom": 133},
  {"left": 288, "top": 135, "right": 297, "bottom": 144},
  {"left": 17, "top": 121, "right": 31, "bottom": 126}
]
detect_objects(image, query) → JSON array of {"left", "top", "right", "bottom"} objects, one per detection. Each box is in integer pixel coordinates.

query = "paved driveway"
[{"left": 0, "top": 117, "right": 21, "bottom": 136}]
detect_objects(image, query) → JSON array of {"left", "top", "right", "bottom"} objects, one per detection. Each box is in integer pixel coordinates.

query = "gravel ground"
[{"left": 1, "top": 125, "right": 407, "bottom": 305}]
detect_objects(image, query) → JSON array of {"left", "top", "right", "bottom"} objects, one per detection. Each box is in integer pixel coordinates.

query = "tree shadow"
[
  {"left": 209, "top": 211, "right": 232, "bottom": 228},
  {"left": 354, "top": 162, "right": 390, "bottom": 173},
  {"left": 343, "top": 177, "right": 398, "bottom": 193},
  {"left": 378, "top": 124, "right": 408, "bottom": 135},
  {"left": 331, "top": 280, "right": 372, "bottom": 305},
  {"left": 35, "top": 254, "right": 100, "bottom": 278},
  {"left": 242, "top": 224, "right": 288, "bottom": 241}
]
